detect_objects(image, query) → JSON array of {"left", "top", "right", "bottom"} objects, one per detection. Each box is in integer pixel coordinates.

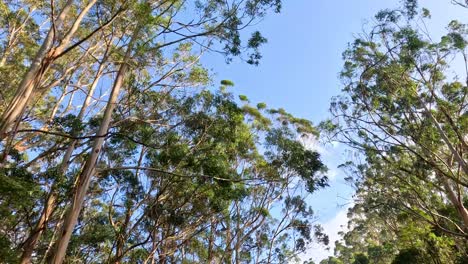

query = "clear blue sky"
[{"left": 202, "top": 0, "right": 467, "bottom": 261}]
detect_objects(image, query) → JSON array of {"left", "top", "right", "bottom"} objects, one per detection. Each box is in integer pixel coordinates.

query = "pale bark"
[
  {"left": 0, "top": 7, "right": 36, "bottom": 67},
  {"left": 440, "top": 176, "right": 468, "bottom": 229},
  {"left": 19, "top": 48, "right": 108, "bottom": 263},
  {"left": 19, "top": 192, "right": 57, "bottom": 264},
  {"left": 0, "top": 0, "right": 74, "bottom": 139},
  {"left": 49, "top": 28, "right": 140, "bottom": 264},
  {"left": 0, "top": 0, "right": 98, "bottom": 140}
]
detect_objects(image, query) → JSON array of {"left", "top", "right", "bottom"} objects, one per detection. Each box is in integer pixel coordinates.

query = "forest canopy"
[
  {"left": 0, "top": 1, "right": 329, "bottom": 263},
  {"left": 320, "top": 1, "right": 468, "bottom": 264},
  {"left": 0, "top": 0, "right": 467, "bottom": 264}
]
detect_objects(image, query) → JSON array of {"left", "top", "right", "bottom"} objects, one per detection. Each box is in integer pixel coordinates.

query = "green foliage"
[
  {"left": 0, "top": 0, "right": 334, "bottom": 262},
  {"left": 0, "top": 234, "right": 17, "bottom": 263},
  {"left": 391, "top": 248, "right": 428, "bottom": 264},
  {"left": 220, "top": 79, "right": 235, "bottom": 86},
  {"left": 257, "top": 102, "right": 267, "bottom": 109},
  {"left": 327, "top": 3, "right": 468, "bottom": 264},
  {"left": 239, "top": 94, "right": 249, "bottom": 101},
  {"left": 352, "top": 253, "right": 369, "bottom": 264},
  {"left": 266, "top": 128, "right": 328, "bottom": 192}
]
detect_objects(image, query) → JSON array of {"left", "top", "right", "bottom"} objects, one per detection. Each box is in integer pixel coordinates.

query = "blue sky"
[{"left": 202, "top": 0, "right": 467, "bottom": 262}]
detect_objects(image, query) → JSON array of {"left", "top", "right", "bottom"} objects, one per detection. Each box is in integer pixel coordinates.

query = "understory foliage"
[
  {"left": 0, "top": 0, "right": 330, "bottom": 263},
  {"left": 321, "top": 1, "right": 468, "bottom": 264}
]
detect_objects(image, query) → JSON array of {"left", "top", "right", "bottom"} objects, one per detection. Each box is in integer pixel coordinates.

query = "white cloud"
[
  {"left": 299, "top": 135, "right": 327, "bottom": 154},
  {"left": 296, "top": 205, "right": 351, "bottom": 263},
  {"left": 298, "top": 134, "right": 342, "bottom": 159},
  {"left": 298, "top": 135, "right": 343, "bottom": 182},
  {"left": 326, "top": 168, "right": 338, "bottom": 182}
]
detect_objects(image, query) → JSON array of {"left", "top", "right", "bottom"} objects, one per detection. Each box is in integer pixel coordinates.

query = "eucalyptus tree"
[
  {"left": 47, "top": 0, "right": 284, "bottom": 262},
  {"left": 321, "top": 3, "right": 468, "bottom": 263},
  {"left": 0, "top": 0, "right": 334, "bottom": 263},
  {"left": 0, "top": 0, "right": 114, "bottom": 139},
  {"left": 0, "top": 0, "right": 279, "bottom": 141},
  {"left": 24, "top": 84, "right": 329, "bottom": 263}
]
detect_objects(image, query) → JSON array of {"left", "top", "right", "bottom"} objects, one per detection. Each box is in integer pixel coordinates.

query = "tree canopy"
[
  {"left": 0, "top": 1, "right": 333, "bottom": 263},
  {"left": 322, "top": 1, "right": 468, "bottom": 264},
  {"left": 1, "top": 1, "right": 468, "bottom": 264}
]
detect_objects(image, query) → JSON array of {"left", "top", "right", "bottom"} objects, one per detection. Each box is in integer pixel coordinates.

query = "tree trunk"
[
  {"left": 112, "top": 207, "right": 132, "bottom": 264},
  {"left": 440, "top": 176, "right": 468, "bottom": 229},
  {"left": 207, "top": 218, "right": 215, "bottom": 263},
  {"left": 0, "top": 0, "right": 97, "bottom": 140},
  {"left": 114, "top": 237, "right": 124, "bottom": 264},
  {"left": 223, "top": 219, "right": 232, "bottom": 264},
  {"left": 0, "top": 0, "right": 73, "bottom": 139},
  {"left": 19, "top": 192, "right": 57, "bottom": 264},
  {"left": 421, "top": 101, "right": 468, "bottom": 177},
  {"left": 49, "top": 28, "right": 140, "bottom": 264},
  {"left": 18, "top": 49, "right": 108, "bottom": 263}
]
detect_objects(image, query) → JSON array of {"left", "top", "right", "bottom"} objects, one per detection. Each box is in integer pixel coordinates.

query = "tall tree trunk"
[
  {"left": 0, "top": 0, "right": 71, "bottom": 139},
  {"left": 18, "top": 49, "right": 108, "bottom": 264},
  {"left": 49, "top": 28, "right": 140, "bottom": 264},
  {"left": 158, "top": 229, "right": 167, "bottom": 264},
  {"left": 207, "top": 217, "right": 215, "bottom": 263},
  {"left": 114, "top": 237, "right": 125, "bottom": 264},
  {"left": 112, "top": 208, "right": 132, "bottom": 264},
  {"left": 223, "top": 219, "right": 232, "bottom": 264},
  {"left": 19, "top": 192, "right": 57, "bottom": 264},
  {"left": 420, "top": 98, "right": 468, "bottom": 176},
  {"left": 0, "top": 0, "right": 97, "bottom": 140},
  {"left": 440, "top": 176, "right": 468, "bottom": 229},
  {"left": 39, "top": 209, "right": 67, "bottom": 264}
]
